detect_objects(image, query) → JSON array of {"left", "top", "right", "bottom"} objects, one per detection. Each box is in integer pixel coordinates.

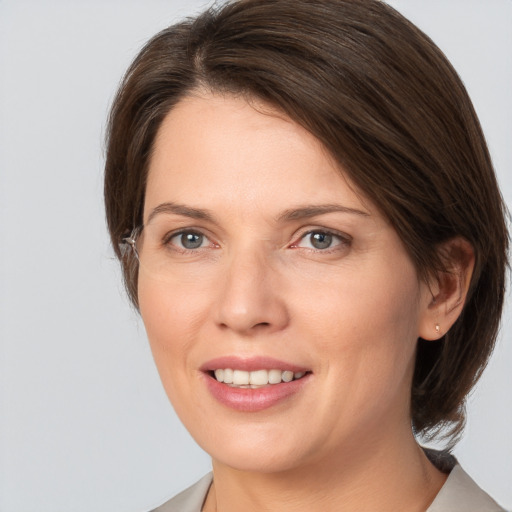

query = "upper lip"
[{"left": 200, "top": 356, "right": 310, "bottom": 373}]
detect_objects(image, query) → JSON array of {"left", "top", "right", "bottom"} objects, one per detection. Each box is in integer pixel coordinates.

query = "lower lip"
[{"left": 203, "top": 373, "right": 311, "bottom": 412}]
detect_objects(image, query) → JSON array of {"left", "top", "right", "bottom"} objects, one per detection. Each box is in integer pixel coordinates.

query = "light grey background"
[{"left": 0, "top": 1, "right": 510, "bottom": 511}]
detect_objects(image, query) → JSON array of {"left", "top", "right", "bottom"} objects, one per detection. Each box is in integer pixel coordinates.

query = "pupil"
[
  {"left": 181, "top": 233, "right": 203, "bottom": 249},
  {"left": 311, "top": 232, "right": 332, "bottom": 249}
]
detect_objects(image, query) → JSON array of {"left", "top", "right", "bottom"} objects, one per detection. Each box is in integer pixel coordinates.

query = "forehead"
[{"left": 145, "top": 93, "right": 373, "bottom": 221}]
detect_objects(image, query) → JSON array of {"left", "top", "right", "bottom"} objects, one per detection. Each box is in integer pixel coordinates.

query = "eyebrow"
[
  {"left": 277, "top": 204, "right": 370, "bottom": 222},
  {"left": 147, "top": 201, "right": 370, "bottom": 226},
  {"left": 147, "top": 202, "right": 216, "bottom": 224}
]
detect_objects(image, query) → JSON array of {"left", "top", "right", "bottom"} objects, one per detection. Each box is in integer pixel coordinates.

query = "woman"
[{"left": 104, "top": 0, "right": 508, "bottom": 510}]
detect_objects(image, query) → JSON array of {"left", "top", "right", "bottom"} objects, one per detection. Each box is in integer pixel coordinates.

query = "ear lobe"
[{"left": 419, "top": 237, "right": 475, "bottom": 341}]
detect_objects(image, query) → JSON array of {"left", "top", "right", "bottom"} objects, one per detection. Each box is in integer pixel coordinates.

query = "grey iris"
[
  {"left": 181, "top": 233, "right": 203, "bottom": 249},
  {"left": 311, "top": 232, "right": 332, "bottom": 249}
]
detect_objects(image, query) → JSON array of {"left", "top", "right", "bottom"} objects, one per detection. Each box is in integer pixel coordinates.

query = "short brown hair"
[{"left": 104, "top": 0, "right": 508, "bottom": 443}]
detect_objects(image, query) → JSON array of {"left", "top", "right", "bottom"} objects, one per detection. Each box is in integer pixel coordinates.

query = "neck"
[{"left": 204, "top": 429, "right": 447, "bottom": 512}]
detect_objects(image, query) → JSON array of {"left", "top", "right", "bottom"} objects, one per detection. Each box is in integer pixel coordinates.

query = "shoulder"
[
  {"left": 150, "top": 473, "right": 213, "bottom": 512},
  {"left": 427, "top": 464, "right": 506, "bottom": 512}
]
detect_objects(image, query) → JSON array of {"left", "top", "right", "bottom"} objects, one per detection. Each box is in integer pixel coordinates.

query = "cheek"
[
  {"left": 137, "top": 276, "right": 211, "bottom": 394},
  {"left": 297, "top": 262, "right": 422, "bottom": 401},
  {"left": 138, "top": 273, "right": 210, "bottom": 341},
  {"left": 296, "top": 258, "right": 422, "bottom": 341}
]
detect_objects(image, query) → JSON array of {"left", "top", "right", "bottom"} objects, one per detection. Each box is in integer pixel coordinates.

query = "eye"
[
  {"left": 168, "top": 231, "right": 210, "bottom": 250},
  {"left": 293, "top": 230, "right": 350, "bottom": 251}
]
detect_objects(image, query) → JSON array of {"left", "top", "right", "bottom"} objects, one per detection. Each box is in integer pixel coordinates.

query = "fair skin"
[{"left": 138, "top": 93, "right": 472, "bottom": 511}]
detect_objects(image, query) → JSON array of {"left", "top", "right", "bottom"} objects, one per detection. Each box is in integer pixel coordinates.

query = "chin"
[
  {"left": 211, "top": 443, "right": 309, "bottom": 474},
  {"left": 186, "top": 417, "right": 313, "bottom": 473}
]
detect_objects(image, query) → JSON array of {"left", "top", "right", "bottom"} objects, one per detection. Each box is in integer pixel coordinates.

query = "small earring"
[{"left": 435, "top": 324, "right": 440, "bottom": 334}]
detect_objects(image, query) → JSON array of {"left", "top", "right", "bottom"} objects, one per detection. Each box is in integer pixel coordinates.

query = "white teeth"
[
  {"left": 249, "top": 369, "right": 268, "bottom": 385},
  {"left": 282, "top": 370, "right": 294, "bottom": 382},
  {"left": 233, "top": 370, "right": 250, "bottom": 385},
  {"left": 213, "top": 368, "right": 308, "bottom": 386},
  {"left": 223, "top": 368, "right": 234, "bottom": 384},
  {"left": 268, "top": 369, "right": 282, "bottom": 384}
]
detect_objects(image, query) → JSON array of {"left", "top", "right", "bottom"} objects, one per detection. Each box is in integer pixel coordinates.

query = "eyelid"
[
  {"left": 158, "top": 225, "right": 351, "bottom": 252},
  {"left": 163, "top": 228, "right": 219, "bottom": 251},
  {"left": 289, "top": 227, "right": 352, "bottom": 250}
]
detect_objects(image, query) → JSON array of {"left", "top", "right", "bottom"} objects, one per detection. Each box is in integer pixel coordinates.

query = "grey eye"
[
  {"left": 309, "top": 232, "right": 333, "bottom": 249},
  {"left": 294, "top": 230, "right": 348, "bottom": 251},
  {"left": 179, "top": 232, "right": 204, "bottom": 249}
]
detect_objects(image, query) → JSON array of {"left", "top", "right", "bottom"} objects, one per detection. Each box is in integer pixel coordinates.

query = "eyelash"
[
  {"left": 290, "top": 229, "right": 352, "bottom": 252},
  {"left": 162, "top": 230, "right": 217, "bottom": 253},
  {"left": 161, "top": 228, "right": 352, "bottom": 254}
]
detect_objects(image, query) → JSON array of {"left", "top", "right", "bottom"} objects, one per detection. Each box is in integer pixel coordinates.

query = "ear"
[{"left": 419, "top": 237, "right": 475, "bottom": 341}]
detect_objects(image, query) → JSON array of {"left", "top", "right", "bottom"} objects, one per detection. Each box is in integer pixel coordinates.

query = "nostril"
[{"left": 253, "top": 322, "right": 271, "bottom": 330}]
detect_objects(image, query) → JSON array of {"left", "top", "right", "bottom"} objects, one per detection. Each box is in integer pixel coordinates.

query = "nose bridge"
[{"left": 215, "top": 240, "right": 288, "bottom": 334}]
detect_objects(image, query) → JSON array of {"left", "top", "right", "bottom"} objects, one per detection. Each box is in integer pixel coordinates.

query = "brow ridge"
[
  {"left": 147, "top": 201, "right": 369, "bottom": 226},
  {"left": 147, "top": 202, "right": 215, "bottom": 224},
  {"left": 277, "top": 204, "right": 370, "bottom": 222}
]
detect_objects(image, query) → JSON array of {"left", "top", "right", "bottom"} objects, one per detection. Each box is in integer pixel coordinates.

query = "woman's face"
[{"left": 139, "top": 93, "right": 434, "bottom": 473}]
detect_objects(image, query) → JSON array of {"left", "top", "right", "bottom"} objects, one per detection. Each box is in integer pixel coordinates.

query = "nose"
[{"left": 214, "top": 247, "right": 289, "bottom": 336}]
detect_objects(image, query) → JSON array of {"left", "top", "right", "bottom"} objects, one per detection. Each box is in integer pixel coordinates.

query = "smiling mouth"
[{"left": 210, "top": 369, "right": 309, "bottom": 388}]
